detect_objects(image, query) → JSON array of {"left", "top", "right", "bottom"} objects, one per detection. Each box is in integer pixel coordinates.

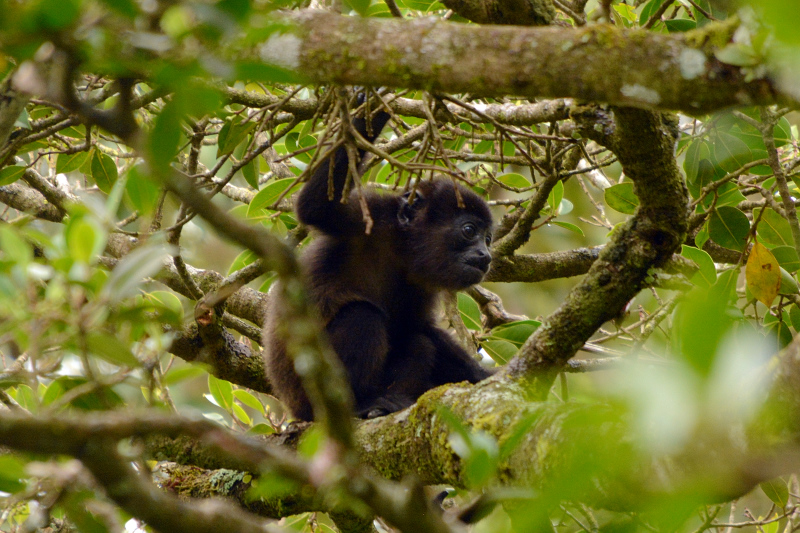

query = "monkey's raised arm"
[{"left": 295, "top": 107, "right": 391, "bottom": 236}]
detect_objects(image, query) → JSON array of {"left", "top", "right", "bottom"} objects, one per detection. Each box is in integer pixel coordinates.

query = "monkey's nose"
[{"left": 467, "top": 250, "right": 492, "bottom": 272}]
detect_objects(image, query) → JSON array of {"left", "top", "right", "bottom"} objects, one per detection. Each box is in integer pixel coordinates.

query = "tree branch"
[
  {"left": 505, "top": 107, "right": 689, "bottom": 397},
  {"left": 257, "top": 12, "right": 788, "bottom": 114}
]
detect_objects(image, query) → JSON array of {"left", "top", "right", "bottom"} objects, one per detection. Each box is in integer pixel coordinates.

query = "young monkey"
[{"left": 264, "top": 98, "right": 494, "bottom": 420}]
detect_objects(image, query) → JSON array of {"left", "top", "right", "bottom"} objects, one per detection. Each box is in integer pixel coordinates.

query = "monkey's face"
[
  {"left": 450, "top": 214, "right": 493, "bottom": 287},
  {"left": 407, "top": 212, "right": 493, "bottom": 291}
]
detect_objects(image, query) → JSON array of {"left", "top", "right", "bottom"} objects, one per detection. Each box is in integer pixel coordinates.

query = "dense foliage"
[{"left": 1, "top": 0, "right": 800, "bottom": 532}]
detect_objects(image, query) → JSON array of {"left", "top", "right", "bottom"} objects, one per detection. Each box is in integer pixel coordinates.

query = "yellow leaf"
[{"left": 746, "top": 242, "right": 781, "bottom": 307}]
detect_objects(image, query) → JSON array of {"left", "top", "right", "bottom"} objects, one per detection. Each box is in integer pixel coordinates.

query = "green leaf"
[
  {"left": 673, "top": 286, "right": 735, "bottom": 376},
  {"left": 547, "top": 180, "right": 564, "bottom": 214},
  {"left": 790, "top": 306, "right": 800, "bottom": 332},
  {"left": 232, "top": 403, "right": 251, "bottom": 424},
  {"left": 36, "top": 0, "right": 80, "bottom": 29},
  {"left": 687, "top": 158, "right": 718, "bottom": 200},
  {"left": 712, "top": 182, "right": 747, "bottom": 208},
  {"left": 56, "top": 152, "right": 89, "bottom": 174},
  {"left": 13, "top": 384, "right": 37, "bottom": 412},
  {"left": 764, "top": 312, "right": 793, "bottom": 348},
  {"left": 709, "top": 267, "right": 740, "bottom": 303},
  {"left": 14, "top": 109, "right": 30, "bottom": 128},
  {"left": 638, "top": 0, "right": 667, "bottom": 25},
  {"left": 103, "top": 239, "right": 175, "bottom": 303},
  {"left": 684, "top": 141, "right": 710, "bottom": 185},
  {"left": 42, "top": 379, "right": 67, "bottom": 406},
  {"left": 217, "top": 0, "right": 251, "bottom": 21},
  {"left": 0, "top": 165, "right": 25, "bottom": 186},
  {"left": 696, "top": 224, "right": 710, "bottom": 249},
  {"left": 248, "top": 178, "right": 299, "bottom": 216},
  {"left": 366, "top": 1, "right": 393, "bottom": 17},
  {"left": 715, "top": 110, "right": 766, "bottom": 152},
  {"left": 125, "top": 165, "right": 160, "bottom": 214},
  {"left": 66, "top": 218, "right": 103, "bottom": 264},
  {"left": 665, "top": 18, "right": 696, "bottom": 32},
  {"left": 234, "top": 389, "right": 265, "bottom": 414},
  {"left": 708, "top": 206, "right": 750, "bottom": 251},
  {"left": 149, "top": 100, "right": 182, "bottom": 169},
  {"left": 86, "top": 332, "right": 141, "bottom": 367},
  {"left": 397, "top": 0, "right": 435, "bottom": 10},
  {"left": 247, "top": 471, "right": 298, "bottom": 500},
  {"left": 227, "top": 249, "right": 258, "bottom": 275},
  {"left": 343, "top": 0, "right": 369, "bottom": 15},
  {"left": 604, "top": 182, "right": 639, "bottom": 215},
  {"left": 681, "top": 245, "right": 716, "bottom": 288},
  {"left": 0, "top": 225, "right": 32, "bottom": 266},
  {"left": 41, "top": 376, "right": 124, "bottom": 411},
  {"left": 292, "top": 134, "right": 318, "bottom": 164},
  {"left": 488, "top": 320, "right": 540, "bottom": 347},
  {"left": 208, "top": 374, "right": 233, "bottom": 410},
  {"left": 163, "top": 365, "right": 208, "bottom": 385},
  {"left": 764, "top": 522, "right": 780, "bottom": 533},
  {"left": 63, "top": 492, "right": 111, "bottom": 533},
  {"left": 774, "top": 117, "right": 793, "bottom": 148},
  {"left": 218, "top": 118, "right": 256, "bottom": 157},
  {"left": 91, "top": 151, "right": 118, "bottom": 194},
  {"left": 772, "top": 246, "right": 800, "bottom": 272},
  {"left": 0, "top": 455, "right": 26, "bottom": 493},
  {"left": 457, "top": 293, "right": 482, "bottom": 330},
  {"left": 498, "top": 173, "right": 531, "bottom": 189},
  {"left": 755, "top": 208, "right": 793, "bottom": 247},
  {"left": 249, "top": 423, "right": 276, "bottom": 435},
  {"left": 612, "top": 3, "right": 635, "bottom": 25},
  {"left": 297, "top": 426, "right": 325, "bottom": 457},
  {"left": 551, "top": 221, "right": 584, "bottom": 235},
  {"left": 713, "top": 131, "right": 752, "bottom": 173},
  {"left": 98, "top": 0, "right": 138, "bottom": 17},
  {"left": 473, "top": 140, "right": 493, "bottom": 154},
  {"left": 144, "top": 290, "right": 184, "bottom": 322},
  {"left": 242, "top": 158, "right": 259, "bottom": 189},
  {"left": 481, "top": 339, "right": 517, "bottom": 365},
  {"left": 779, "top": 267, "right": 799, "bottom": 296}
]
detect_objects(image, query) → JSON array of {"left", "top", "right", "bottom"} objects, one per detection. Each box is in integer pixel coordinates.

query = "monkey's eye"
[
  {"left": 462, "top": 223, "right": 477, "bottom": 239},
  {"left": 485, "top": 234, "right": 492, "bottom": 246}
]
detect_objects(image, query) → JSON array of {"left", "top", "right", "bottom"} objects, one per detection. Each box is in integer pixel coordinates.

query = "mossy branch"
[{"left": 257, "top": 12, "right": 791, "bottom": 115}]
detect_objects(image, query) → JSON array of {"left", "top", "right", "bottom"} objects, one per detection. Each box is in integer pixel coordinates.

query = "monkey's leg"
[
  {"left": 422, "top": 326, "right": 494, "bottom": 385},
  {"left": 364, "top": 328, "right": 494, "bottom": 418},
  {"left": 325, "top": 301, "right": 391, "bottom": 414},
  {"left": 362, "top": 334, "right": 439, "bottom": 417}
]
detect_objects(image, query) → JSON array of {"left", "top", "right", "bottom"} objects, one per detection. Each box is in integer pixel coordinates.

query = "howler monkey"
[{"left": 264, "top": 98, "right": 494, "bottom": 421}]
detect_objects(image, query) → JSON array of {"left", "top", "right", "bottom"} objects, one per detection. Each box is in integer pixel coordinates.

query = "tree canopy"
[{"left": 2, "top": 0, "right": 800, "bottom": 532}]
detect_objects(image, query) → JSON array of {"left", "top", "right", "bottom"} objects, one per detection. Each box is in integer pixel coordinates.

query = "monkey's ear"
[{"left": 398, "top": 191, "right": 426, "bottom": 226}]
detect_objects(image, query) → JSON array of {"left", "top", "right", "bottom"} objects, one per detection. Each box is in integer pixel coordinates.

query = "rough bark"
[
  {"left": 256, "top": 12, "right": 788, "bottom": 115},
  {"left": 505, "top": 107, "right": 689, "bottom": 397}
]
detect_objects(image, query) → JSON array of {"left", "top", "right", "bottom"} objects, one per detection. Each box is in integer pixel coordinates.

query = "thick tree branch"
[
  {"left": 504, "top": 107, "right": 688, "bottom": 397},
  {"left": 486, "top": 247, "right": 602, "bottom": 282},
  {"left": 0, "top": 181, "right": 66, "bottom": 222},
  {"left": 0, "top": 411, "right": 459, "bottom": 532},
  {"left": 81, "top": 440, "right": 284, "bottom": 533},
  {"left": 168, "top": 324, "right": 272, "bottom": 395},
  {"left": 258, "top": 12, "right": 788, "bottom": 114},
  {"left": 0, "top": 378, "right": 777, "bottom": 520}
]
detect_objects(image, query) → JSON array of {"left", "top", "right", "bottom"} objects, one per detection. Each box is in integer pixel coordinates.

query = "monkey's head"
[{"left": 399, "top": 179, "right": 493, "bottom": 290}]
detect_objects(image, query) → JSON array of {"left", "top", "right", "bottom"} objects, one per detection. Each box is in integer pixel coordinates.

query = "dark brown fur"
[{"left": 264, "top": 107, "right": 493, "bottom": 421}]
